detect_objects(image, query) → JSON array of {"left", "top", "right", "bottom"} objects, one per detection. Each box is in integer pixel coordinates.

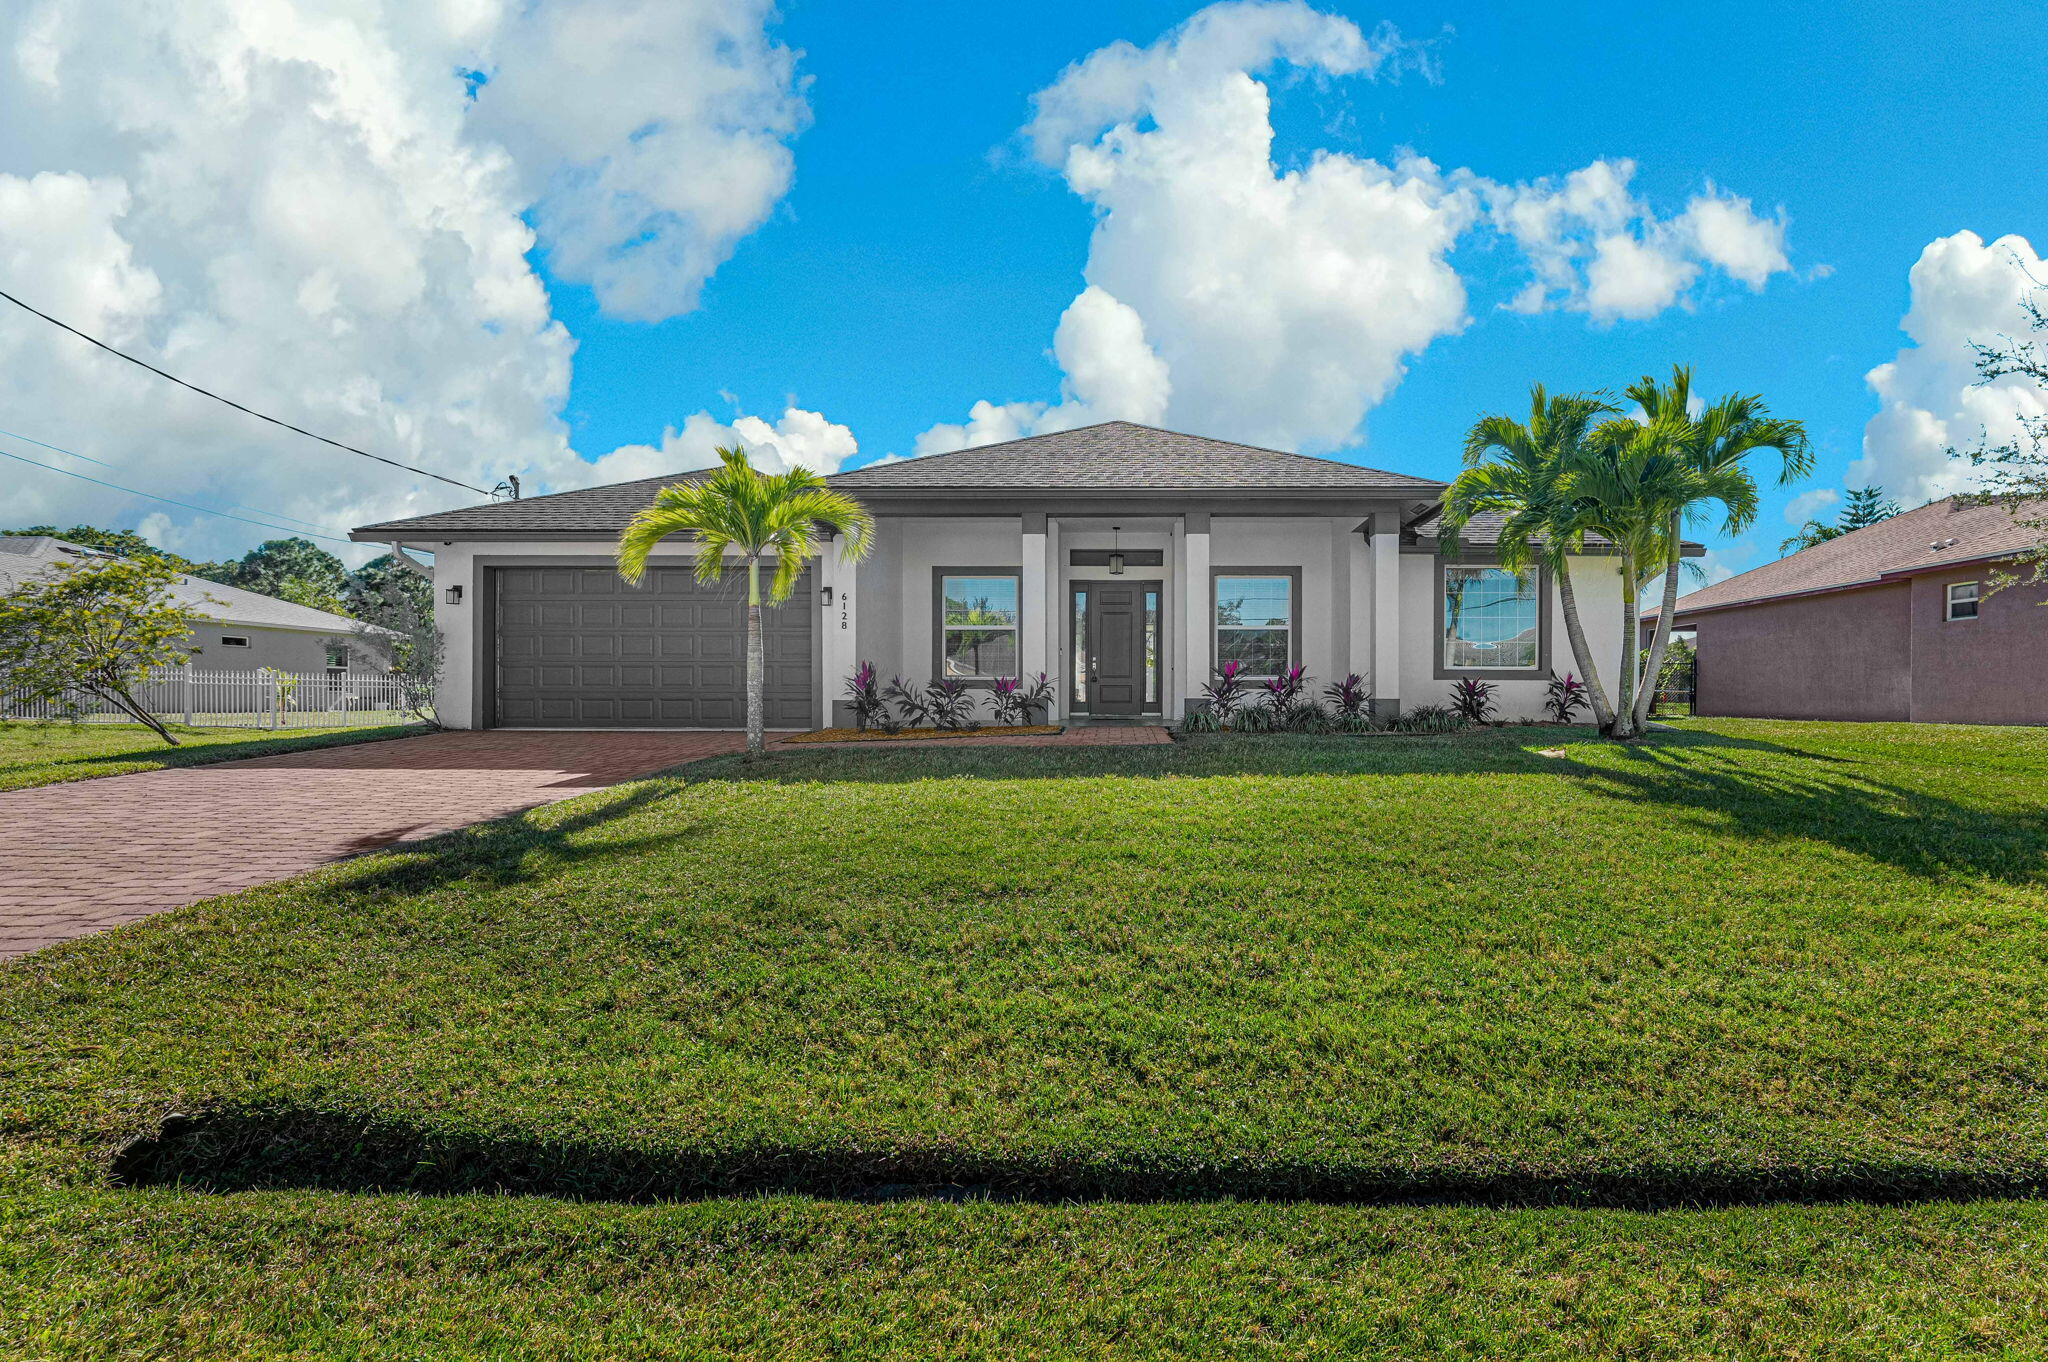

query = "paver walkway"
[
  {"left": 0, "top": 730, "right": 745, "bottom": 960},
  {"left": 0, "top": 724, "right": 1176, "bottom": 959}
]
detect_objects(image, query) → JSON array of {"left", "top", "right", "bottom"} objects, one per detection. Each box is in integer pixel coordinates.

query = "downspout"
[{"left": 388, "top": 543, "right": 434, "bottom": 580}]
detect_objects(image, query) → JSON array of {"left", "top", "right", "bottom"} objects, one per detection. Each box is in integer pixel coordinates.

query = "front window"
[
  {"left": 1444, "top": 566, "right": 1540, "bottom": 671},
  {"left": 940, "top": 574, "right": 1020, "bottom": 678},
  {"left": 1215, "top": 575, "right": 1292, "bottom": 676},
  {"left": 1946, "top": 581, "right": 1980, "bottom": 621},
  {"left": 324, "top": 644, "right": 350, "bottom": 671}
]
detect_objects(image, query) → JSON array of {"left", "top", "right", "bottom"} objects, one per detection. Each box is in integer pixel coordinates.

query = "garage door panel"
[{"left": 494, "top": 565, "right": 812, "bottom": 729}]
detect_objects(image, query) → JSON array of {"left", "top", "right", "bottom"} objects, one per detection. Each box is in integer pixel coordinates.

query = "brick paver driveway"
[{"left": 0, "top": 730, "right": 745, "bottom": 960}]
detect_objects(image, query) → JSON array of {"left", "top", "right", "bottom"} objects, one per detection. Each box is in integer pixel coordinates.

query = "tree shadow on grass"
[
  {"left": 1554, "top": 736, "right": 2048, "bottom": 885},
  {"left": 108, "top": 1106, "right": 2048, "bottom": 1212},
  {"left": 315, "top": 783, "right": 705, "bottom": 904}
]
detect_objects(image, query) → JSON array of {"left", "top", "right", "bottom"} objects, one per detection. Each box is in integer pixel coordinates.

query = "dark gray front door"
[
  {"left": 1077, "top": 580, "right": 1159, "bottom": 716},
  {"left": 492, "top": 565, "right": 814, "bottom": 728}
]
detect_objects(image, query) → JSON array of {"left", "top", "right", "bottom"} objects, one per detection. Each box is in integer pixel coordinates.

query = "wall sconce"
[
  {"left": 821, "top": 585, "right": 834, "bottom": 607},
  {"left": 444, "top": 584, "right": 463, "bottom": 605},
  {"left": 1108, "top": 525, "right": 1125, "bottom": 576}
]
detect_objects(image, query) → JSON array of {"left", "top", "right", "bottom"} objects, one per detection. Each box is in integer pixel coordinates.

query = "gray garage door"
[{"left": 492, "top": 565, "right": 815, "bottom": 728}]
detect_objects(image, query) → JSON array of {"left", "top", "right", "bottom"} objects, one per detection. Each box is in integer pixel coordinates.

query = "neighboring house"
[
  {"left": 351, "top": 422, "right": 1688, "bottom": 729},
  {"left": 1644, "top": 496, "right": 2048, "bottom": 725},
  {"left": 0, "top": 536, "right": 385, "bottom": 675}
]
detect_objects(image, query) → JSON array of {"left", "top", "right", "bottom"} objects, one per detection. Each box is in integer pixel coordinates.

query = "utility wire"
[
  {"left": 0, "top": 422, "right": 115, "bottom": 467},
  {"left": 0, "top": 441, "right": 353, "bottom": 545},
  {"left": 0, "top": 286, "right": 496, "bottom": 497}
]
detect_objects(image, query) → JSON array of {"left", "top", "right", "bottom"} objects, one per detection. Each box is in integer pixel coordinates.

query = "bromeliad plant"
[
  {"left": 1543, "top": 671, "right": 1590, "bottom": 723},
  {"left": 1260, "top": 664, "right": 1307, "bottom": 714},
  {"left": 843, "top": 662, "right": 889, "bottom": 732},
  {"left": 988, "top": 673, "right": 1057, "bottom": 727},
  {"left": 884, "top": 675, "right": 930, "bottom": 729},
  {"left": 924, "top": 677, "right": 978, "bottom": 731},
  {"left": 1447, "top": 677, "right": 1499, "bottom": 725},
  {"left": 1323, "top": 673, "right": 1372, "bottom": 721},
  {"left": 1200, "top": 661, "right": 1249, "bottom": 724}
]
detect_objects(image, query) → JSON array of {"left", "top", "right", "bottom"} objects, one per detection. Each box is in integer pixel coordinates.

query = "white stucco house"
[
  {"left": 351, "top": 422, "right": 1677, "bottom": 730},
  {"left": 0, "top": 536, "right": 383, "bottom": 676}
]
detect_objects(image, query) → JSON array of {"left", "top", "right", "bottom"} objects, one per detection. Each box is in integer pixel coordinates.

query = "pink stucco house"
[{"left": 1646, "top": 497, "right": 2047, "bottom": 726}]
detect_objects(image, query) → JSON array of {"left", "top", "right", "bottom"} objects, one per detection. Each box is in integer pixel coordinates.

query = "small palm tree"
[
  {"left": 1442, "top": 385, "right": 1621, "bottom": 731},
  {"left": 1627, "top": 366, "right": 1808, "bottom": 734},
  {"left": 616, "top": 447, "right": 875, "bottom": 757}
]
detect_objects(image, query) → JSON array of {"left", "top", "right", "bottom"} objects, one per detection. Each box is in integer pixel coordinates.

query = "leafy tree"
[
  {"left": 210, "top": 537, "right": 352, "bottom": 604},
  {"left": 346, "top": 571, "right": 442, "bottom": 724},
  {"left": 1779, "top": 486, "right": 1903, "bottom": 553},
  {"left": 616, "top": 447, "right": 874, "bottom": 757},
  {"left": 1442, "top": 385, "right": 1622, "bottom": 732},
  {"left": 1959, "top": 271, "right": 2048, "bottom": 593},
  {"left": 0, "top": 555, "right": 199, "bottom": 745},
  {"left": 347, "top": 553, "right": 433, "bottom": 621},
  {"left": 1626, "top": 366, "right": 1809, "bottom": 737},
  {"left": 2, "top": 525, "right": 203, "bottom": 575}
]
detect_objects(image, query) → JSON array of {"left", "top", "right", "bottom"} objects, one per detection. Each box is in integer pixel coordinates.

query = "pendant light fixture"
[{"left": 1108, "top": 525, "right": 1125, "bottom": 575}]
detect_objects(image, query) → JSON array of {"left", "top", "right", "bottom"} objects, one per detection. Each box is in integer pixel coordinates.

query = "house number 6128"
[{"left": 839, "top": 593, "right": 850, "bottom": 630}]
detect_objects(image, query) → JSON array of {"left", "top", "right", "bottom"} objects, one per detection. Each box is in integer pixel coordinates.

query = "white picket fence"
[{"left": 1, "top": 666, "right": 423, "bottom": 730}]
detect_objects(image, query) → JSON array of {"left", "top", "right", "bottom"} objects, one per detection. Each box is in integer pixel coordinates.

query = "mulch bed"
[{"left": 785, "top": 725, "right": 1065, "bottom": 745}]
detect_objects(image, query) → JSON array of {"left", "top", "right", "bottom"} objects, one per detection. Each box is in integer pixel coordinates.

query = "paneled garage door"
[{"left": 492, "top": 565, "right": 815, "bottom": 728}]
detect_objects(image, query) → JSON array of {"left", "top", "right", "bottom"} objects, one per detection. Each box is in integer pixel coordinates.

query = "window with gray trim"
[
  {"left": 1442, "top": 566, "right": 1541, "bottom": 670},
  {"left": 1946, "top": 580, "right": 1980, "bottom": 621},
  {"left": 939, "top": 573, "right": 1020, "bottom": 678},
  {"left": 1215, "top": 574, "right": 1292, "bottom": 676}
]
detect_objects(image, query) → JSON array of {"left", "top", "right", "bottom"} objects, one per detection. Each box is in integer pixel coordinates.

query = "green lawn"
[
  {"left": 4, "top": 719, "right": 2047, "bottom": 1356},
  {"left": 0, "top": 720, "right": 429, "bottom": 791}
]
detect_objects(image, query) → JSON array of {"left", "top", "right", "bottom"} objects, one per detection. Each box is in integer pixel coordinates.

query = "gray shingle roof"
[
  {"left": 1651, "top": 496, "right": 2046, "bottom": 618},
  {"left": 0, "top": 537, "right": 366, "bottom": 633},
  {"left": 351, "top": 422, "right": 1447, "bottom": 539},
  {"left": 829, "top": 422, "right": 1447, "bottom": 492}
]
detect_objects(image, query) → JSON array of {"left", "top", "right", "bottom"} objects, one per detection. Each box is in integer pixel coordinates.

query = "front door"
[{"left": 1074, "top": 580, "right": 1160, "bottom": 716}]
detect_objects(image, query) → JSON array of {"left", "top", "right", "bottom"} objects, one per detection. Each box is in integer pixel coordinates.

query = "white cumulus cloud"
[
  {"left": 919, "top": 1, "right": 1797, "bottom": 459},
  {"left": 1850, "top": 230, "right": 2048, "bottom": 505},
  {"left": 0, "top": 0, "right": 812, "bottom": 561},
  {"left": 1782, "top": 488, "right": 1840, "bottom": 524},
  {"left": 591, "top": 407, "right": 859, "bottom": 481}
]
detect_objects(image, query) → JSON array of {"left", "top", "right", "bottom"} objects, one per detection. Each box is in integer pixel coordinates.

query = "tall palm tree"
[
  {"left": 1568, "top": 410, "right": 1706, "bottom": 739},
  {"left": 1442, "top": 385, "right": 1621, "bottom": 731},
  {"left": 1627, "top": 367, "right": 1809, "bottom": 734},
  {"left": 616, "top": 447, "right": 874, "bottom": 757}
]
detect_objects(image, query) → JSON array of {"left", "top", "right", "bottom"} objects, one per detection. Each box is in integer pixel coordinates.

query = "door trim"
[{"left": 1069, "top": 578, "right": 1164, "bottom": 716}]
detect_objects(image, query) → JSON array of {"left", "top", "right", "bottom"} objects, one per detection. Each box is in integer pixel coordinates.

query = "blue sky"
[
  {"left": 549, "top": 0, "right": 2045, "bottom": 583},
  {"left": 2, "top": 0, "right": 2041, "bottom": 582}
]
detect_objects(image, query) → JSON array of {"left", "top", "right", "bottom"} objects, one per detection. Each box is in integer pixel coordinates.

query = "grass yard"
[
  {"left": 0, "top": 719, "right": 429, "bottom": 791},
  {"left": 3, "top": 718, "right": 2047, "bottom": 1356}
]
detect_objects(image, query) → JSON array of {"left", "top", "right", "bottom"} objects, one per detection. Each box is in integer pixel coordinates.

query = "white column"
[
  {"left": 1371, "top": 510, "right": 1402, "bottom": 717},
  {"left": 1020, "top": 515, "right": 1050, "bottom": 714},
  {"left": 1181, "top": 512, "right": 1211, "bottom": 716},
  {"left": 820, "top": 542, "right": 858, "bottom": 727}
]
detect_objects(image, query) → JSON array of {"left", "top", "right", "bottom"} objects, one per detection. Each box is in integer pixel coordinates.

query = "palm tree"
[
  {"left": 1627, "top": 367, "right": 1809, "bottom": 734},
  {"left": 616, "top": 447, "right": 874, "bottom": 758},
  {"left": 1442, "top": 385, "right": 1622, "bottom": 731},
  {"left": 1567, "top": 410, "right": 1706, "bottom": 739}
]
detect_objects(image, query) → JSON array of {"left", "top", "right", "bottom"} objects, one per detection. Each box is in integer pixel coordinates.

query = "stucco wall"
[
  {"left": 1397, "top": 552, "right": 1627, "bottom": 721},
  {"left": 1908, "top": 567, "right": 2048, "bottom": 724},
  {"left": 184, "top": 624, "right": 377, "bottom": 675},
  {"left": 1690, "top": 584, "right": 1912, "bottom": 721}
]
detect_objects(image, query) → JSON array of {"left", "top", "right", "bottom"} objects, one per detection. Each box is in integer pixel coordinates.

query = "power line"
[
  {"left": 0, "top": 422, "right": 114, "bottom": 467},
  {"left": 0, "top": 440, "right": 353, "bottom": 545},
  {"left": 0, "top": 285, "right": 497, "bottom": 497}
]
